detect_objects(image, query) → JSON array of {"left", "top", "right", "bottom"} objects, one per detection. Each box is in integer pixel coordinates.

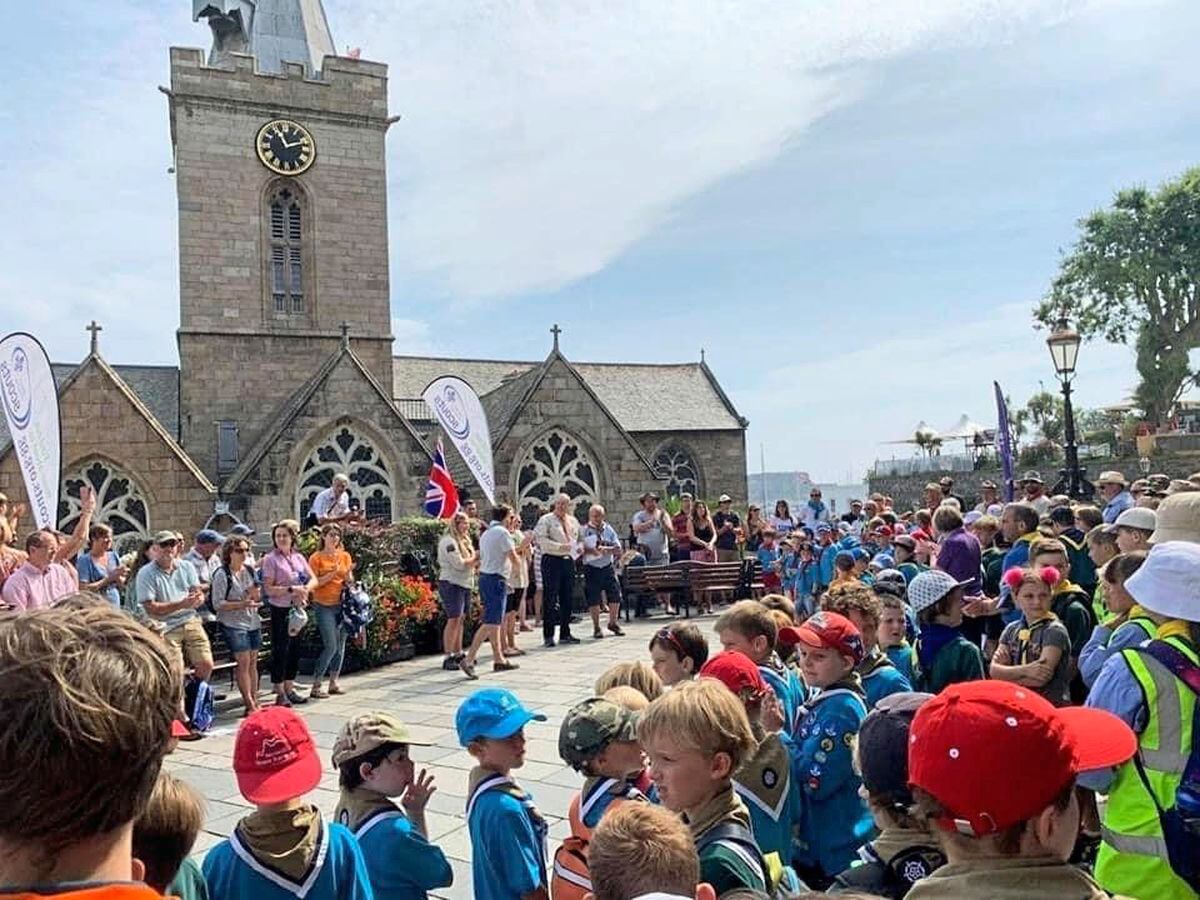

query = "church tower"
[{"left": 167, "top": 0, "right": 395, "bottom": 480}]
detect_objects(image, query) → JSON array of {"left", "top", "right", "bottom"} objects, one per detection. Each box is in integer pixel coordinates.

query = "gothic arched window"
[
  {"left": 516, "top": 429, "right": 599, "bottom": 526},
  {"left": 653, "top": 442, "right": 700, "bottom": 499},
  {"left": 267, "top": 183, "right": 306, "bottom": 315},
  {"left": 58, "top": 460, "right": 151, "bottom": 553},
  {"left": 297, "top": 426, "right": 393, "bottom": 522}
]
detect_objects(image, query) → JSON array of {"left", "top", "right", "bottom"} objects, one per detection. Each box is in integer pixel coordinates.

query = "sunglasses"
[
  {"left": 157, "top": 539, "right": 178, "bottom": 548},
  {"left": 655, "top": 627, "right": 686, "bottom": 656}
]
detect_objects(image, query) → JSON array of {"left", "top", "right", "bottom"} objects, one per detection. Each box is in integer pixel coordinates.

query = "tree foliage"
[
  {"left": 1036, "top": 167, "right": 1200, "bottom": 426},
  {"left": 1024, "top": 390, "right": 1065, "bottom": 445}
]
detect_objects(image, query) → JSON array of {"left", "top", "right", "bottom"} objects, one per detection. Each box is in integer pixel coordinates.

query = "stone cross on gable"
[
  {"left": 86, "top": 320, "right": 102, "bottom": 355},
  {"left": 339, "top": 321, "right": 351, "bottom": 348},
  {"left": 551, "top": 323, "right": 562, "bottom": 352}
]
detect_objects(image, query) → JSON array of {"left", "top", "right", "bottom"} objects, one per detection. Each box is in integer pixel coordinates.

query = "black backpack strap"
[{"left": 695, "top": 823, "right": 768, "bottom": 889}]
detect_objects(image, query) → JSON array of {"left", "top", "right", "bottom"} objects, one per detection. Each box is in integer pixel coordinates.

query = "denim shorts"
[
  {"left": 479, "top": 573, "right": 507, "bottom": 625},
  {"left": 438, "top": 581, "right": 470, "bottom": 618},
  {"left": 223, "top": 626, "right": 262, "bottom": 654}
]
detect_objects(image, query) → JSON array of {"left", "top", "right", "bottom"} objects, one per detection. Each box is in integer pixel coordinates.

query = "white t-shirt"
[
  {"left": 312, "top": 486, "right": 350, "bottom": 520},
  {"left": 479, "top": 523, "right": 514, "bottom": 576}
]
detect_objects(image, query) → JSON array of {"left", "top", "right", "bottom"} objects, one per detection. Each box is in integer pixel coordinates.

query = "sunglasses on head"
[{"left": 655, "top": 627, "right": 686, "bottom": 656}]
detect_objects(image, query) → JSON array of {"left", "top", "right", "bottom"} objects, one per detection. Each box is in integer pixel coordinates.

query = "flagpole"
[{"left": 760, "top": 443, "right": 767, "bottom": 509}]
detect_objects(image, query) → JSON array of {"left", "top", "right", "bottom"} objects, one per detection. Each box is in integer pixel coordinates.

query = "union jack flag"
[{"left": 424, "top": 438, "right": 460, "bottom": 519}]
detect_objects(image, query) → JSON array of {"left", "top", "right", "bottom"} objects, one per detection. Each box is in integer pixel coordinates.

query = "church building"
[{"left": 0, "top": 0, "right": 747, "bottom": 547}]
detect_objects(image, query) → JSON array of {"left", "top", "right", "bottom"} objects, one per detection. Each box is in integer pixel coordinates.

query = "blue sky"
[{"left": 2, "top": 1, "right": 1198, "bottom": 482}]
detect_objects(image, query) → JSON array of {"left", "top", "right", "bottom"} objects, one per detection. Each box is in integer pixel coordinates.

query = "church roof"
[
  {"left": 392, "top": 355, "right": 746, "bottom": 433},
  {"left": 0, "top": 363, "right": 181, "bottom": 448}
]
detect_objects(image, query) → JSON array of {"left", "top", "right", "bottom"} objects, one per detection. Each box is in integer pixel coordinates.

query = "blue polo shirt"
[
  {"left": 352, "top": 809, "right": 453, "bottom": 899},
  {"left": 468, "top": 778, "right": 547, "bottom": 900}
]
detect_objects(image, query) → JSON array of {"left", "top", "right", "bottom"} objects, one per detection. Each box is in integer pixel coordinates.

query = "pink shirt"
[{"left": 1, "top": 561, "right": 79, "bottom": 611}]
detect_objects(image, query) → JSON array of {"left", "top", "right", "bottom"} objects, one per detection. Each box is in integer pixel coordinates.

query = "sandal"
[
  {"left": 508, "top": 647, "right": 526, "bottom": 656},
  {"left": 309, "top": 686, "right": 328, "bottom": 699},
  {"left": 459, "top": 658, "right": 478, "bottom": 680},
  {"left": 493, "top": 661, "right": 520, "bottom": 672},
  {"left": 329, "top": 684, "right": 346, "bottom": 695}
]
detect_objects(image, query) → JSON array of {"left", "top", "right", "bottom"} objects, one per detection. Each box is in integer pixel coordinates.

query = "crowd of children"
[{"left": 5, "top": 486, "right": 1200, "bottom": 900}]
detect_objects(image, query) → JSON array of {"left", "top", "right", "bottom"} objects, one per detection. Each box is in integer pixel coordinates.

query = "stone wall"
[
  {"left": 0, "top": 360, "right": 215, "bottom": 537},
  {"left": 488, "top": 357, "right": 662, "bottom": 529},
  {"left": 228, "top": 350, "right": 429, "bottom": 528},
  {"left": 631, "top": 429, "right": 748, "bottom": 505},
  {"left": 869, "top": 453, "right": 1200, "bottom": 510},
  {"left": 169, "top": 47, "right": 394, "bottom": 479}
]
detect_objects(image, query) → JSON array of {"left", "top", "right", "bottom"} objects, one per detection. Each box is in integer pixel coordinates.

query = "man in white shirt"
[
  {"left": 631, "top": 492, "right": 671, "bottom": 566},
  {"left": 310, "top": 473, "right": 364, "bottom": 526},
  {"left": 535, "top": 493, "right": 582, "bottom": 648},
  {"left": 459, "top": 505, "right": 521, "bottom": 679}
]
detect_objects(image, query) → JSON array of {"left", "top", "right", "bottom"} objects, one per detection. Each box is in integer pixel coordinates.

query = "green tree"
[
  {"left": 1035, "top": 167, "right": 1200, "bottom": 427},
  {"left": 1024, "top": 390, "right": 1065, "bottom": 445},
  {"left": 914, "top": 430, "right": 943, "bottom": 459}
]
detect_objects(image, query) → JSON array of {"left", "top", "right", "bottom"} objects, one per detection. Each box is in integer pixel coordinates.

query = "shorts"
[
  {"left": 506, "top": 590, "right": 523, "bottom": 613},
  {"left": 164, "top": 617, "right": 214, "bottom": 669},
  {"left": 584, "top": 565, "right": 622, "bottom": 608},
  {"left": 223, "top": 626, "right": 262, "bottom": 654},
  {"left": 438, "top": 581, "right": 470, "bottom": 619},
  {"left": 479, "top": 573, "right": 507, "bottom": 626}
]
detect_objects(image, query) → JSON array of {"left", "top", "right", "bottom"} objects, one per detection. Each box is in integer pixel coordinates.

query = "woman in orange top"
[{"left": 308, "top": 523, "right": 354, "bottom": 698}]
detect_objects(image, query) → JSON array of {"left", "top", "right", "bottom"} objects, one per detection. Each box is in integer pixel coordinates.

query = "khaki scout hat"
[{"left": 331, "top": 711, "right": 432, "bottom": 767}]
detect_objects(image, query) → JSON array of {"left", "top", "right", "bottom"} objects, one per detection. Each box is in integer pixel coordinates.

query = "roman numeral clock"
[{"left": 255, "top": 119, "right": 315, "bottom": 175}]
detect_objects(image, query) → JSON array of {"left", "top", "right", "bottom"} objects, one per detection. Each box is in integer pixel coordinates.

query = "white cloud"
[{"left": 342, "top": 0, "right": 1098, "bottom": 301}]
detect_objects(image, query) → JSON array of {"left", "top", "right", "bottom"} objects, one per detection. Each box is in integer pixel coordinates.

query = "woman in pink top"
[{"left": 260, "top": 519, "right": 318, "bottom": 707}]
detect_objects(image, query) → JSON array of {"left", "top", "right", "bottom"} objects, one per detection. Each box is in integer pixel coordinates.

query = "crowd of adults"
[{"left": 0, "top": 477, "right": 365, "bottom": 724}]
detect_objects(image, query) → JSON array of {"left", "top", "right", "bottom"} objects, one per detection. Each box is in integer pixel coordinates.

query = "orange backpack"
[{"left": 551, "top": 778, "right": 646, "bottom": 900}]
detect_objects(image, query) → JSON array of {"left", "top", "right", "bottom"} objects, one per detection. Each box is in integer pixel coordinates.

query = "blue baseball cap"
[
  {"left": 871, "top": 553, "right": 895, "bottom": 570},
  {"left": 456, "top": 688, "right": 546, "bottom": 746},
  {"left": 195, "top": 528, "right": 224, "bottom": 545},
  {"left": 816, "top": 523, "right": 832, "bottom": 533},
  {"left": 850, "top": 547, "right": 870, "bottom": 562}
]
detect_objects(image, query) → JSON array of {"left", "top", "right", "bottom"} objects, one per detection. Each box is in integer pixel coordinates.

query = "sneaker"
[
  {"left": 286, "top": 690, "right": 308, "bottom": 705},
  {"left": 561, "top": 635, "right": 581, "bottom": 645},
  {"left": 459, "top": 658, "right": 478, "bottom": 680},
  {"left": 543, "top": 638, "right": 557, "bottom": 648},
  {"left": 593, "top": 628, "right": 605, "bottom": 639},
  {"left": 275, "top": 694, "right": 292, "bottom": 708},
  {"left": 607, "top": 622, "right": 625, "bottom": 636},
  {"left": 441, "top": 656, "right": 459, "bottom": 670}
]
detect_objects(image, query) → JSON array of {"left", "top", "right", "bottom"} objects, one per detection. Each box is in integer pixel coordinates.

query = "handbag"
[{"left": 287, "top": 605, "right": 309, "bottom": 637}]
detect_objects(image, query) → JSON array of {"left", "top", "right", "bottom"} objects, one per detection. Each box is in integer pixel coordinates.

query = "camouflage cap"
[
  {"left": 331, "top": 711, "right": 432, "bottom": 768},
  {"left": 558, "top": 697, "right": 640, "bottom": 770}
]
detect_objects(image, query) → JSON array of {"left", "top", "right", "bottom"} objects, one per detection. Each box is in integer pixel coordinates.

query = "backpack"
[
  {"left": 695, "top": 822, "right": 804, "bottom": 899},
  {"left": 551, "top": 779, "right": 646, "bottom": 900},
  {"left": 183, "top": 674, "right": 215, "bottom": 733},
  {"left": 1129, "top": 639, "right": 1200, "bottom": 892},
  {"left": 338, "top": 582, "right": 374, "bottom": 637}
]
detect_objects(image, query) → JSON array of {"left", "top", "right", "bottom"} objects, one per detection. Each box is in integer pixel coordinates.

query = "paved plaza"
[{"left": 170, "top": 616, "right": 678, "bottom": 898}]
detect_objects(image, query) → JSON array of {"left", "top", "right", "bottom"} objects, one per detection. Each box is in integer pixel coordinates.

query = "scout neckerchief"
[
  {"left": 334, "top": 785, "right": 405, "bottom": 837},
  {"left": 578, "top": 776, "right": 646, "bottom": 826},
  {"left": 1014, "top": 613, "right": 1058, "bottom": 665},
  {"left": 231, "top": 805, "right": 327, "bottom": 895},
  {"left": 734, "top": 729, "right": 792, "bottom": 822},
  {"left": 466, "top": 766, "right": 549, "bottom": 868}
]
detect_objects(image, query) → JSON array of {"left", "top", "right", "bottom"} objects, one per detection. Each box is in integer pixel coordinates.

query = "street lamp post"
[{"left": 1046, "top": 317, "right": 1095, "bottom": 501}]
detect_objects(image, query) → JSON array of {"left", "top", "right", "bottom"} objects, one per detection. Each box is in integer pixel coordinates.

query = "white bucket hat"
[
  {"left": 1112, "top": 507, "right": 1157, "bottom": 533},
  {"left": 908, "top": 569, "right": 973, "bottom": 614},
  {"left": 1124, "top": 541, "right": 1200, "bottom": 622}
]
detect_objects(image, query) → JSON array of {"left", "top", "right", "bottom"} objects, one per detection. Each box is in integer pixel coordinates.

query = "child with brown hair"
[
  {"left": 715, "top": 600, "right": 805, "bottom": 732},
  {"left": 822, "top": 585, "right": 911, "bottom": 708},
  {"left": 132, "top": 772, "right": 207, "bottom": 899},
  {"left": 907, "top": 570, "right": 984, "bottom": 694},
  {"left": 586, "top": 803, "right": 716, "bottom": 900},
  {"left": 0, "top": 604, "right": 178, "bottom": 897},
  {"left": 1028, "top": 538, "right": 1094, "bottom": 701},
  {"left": 1084, "top": 523, "right": 1120, "bottom": 624},
  {"left": 1078, "top": 551, "right": 1152, "bottom": 687},
  {"left": 595, "top": 660, "right": 663, "bottom": 700},
  {"left": 991, "top": 567, "right": 1073, "bottom": 707},
  {"left": 875, "top": 590, "right": 916, "bottom": 685},
  {"left": 648, "top": 622, "right": 710, "bottom": 687},
  {"left": 638, "top": 679, "right": 767, "bottom": 896}
]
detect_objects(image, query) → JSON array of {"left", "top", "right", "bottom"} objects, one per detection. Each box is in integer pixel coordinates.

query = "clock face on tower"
[{"left": 255, "top": 119, "right": 316, "bottom": 175}]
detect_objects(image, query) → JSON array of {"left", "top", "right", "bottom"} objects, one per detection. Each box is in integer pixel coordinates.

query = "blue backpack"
[
  {"left": 184, "top": 674, "right": 215, "bottom": 733},
  {"left": 338, "top": 583, "right": 374, "bottom": 637}
]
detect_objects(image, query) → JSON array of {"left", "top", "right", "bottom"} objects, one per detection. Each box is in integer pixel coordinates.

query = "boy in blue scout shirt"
[
  {"left": 783, "top": 611, "right": 876, "bottom": 889},
  {"left": 822, "top": 585, "right": 912, "bottom": 709},
  {"left": 203, "top": 707, "right": 373, "bottom": 900},
  {"left": 332, "top": 712, "right": 453, "bottom": 899},
  {"left": 553, "top": 697, "right": 652, "bottom": 899},
  {"left": 715, "top": 600, "right": 806, "bottom": 735},
  {"left": 456, "top": 688, "right": 550, "bottom": 900}
]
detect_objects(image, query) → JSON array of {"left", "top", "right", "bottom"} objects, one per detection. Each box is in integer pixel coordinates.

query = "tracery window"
[
  {"left": 653, "top": 442, "right": 700, "bottom": 498},
  {"left": 515, "top": 429, "right": 599, "bottom": 526},
  {"left": 59, "top": 460, "right": 151, "bottom": 553},
  {"left": 267, "top": 183, "right": 305, "bottom": 315},
  {"left": 297, "top": 426, "right": 393, "bottom": 522}
]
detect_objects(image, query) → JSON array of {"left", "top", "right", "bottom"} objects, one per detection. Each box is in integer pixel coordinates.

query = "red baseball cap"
[
  {"left": 789, "top": 611, "right": 865, "bottom": 664},
  {"left": 700, "top": 650, "right": 767, "bottom": 698},
  {"left": 170, "top": 719, "right": 191, "bottom": 738},
  {"left": 908, "top": 680, "right": 1136, "bottom": 837},
  {"left": 234, "top": 707, "right": 323, "bottom": 805}
]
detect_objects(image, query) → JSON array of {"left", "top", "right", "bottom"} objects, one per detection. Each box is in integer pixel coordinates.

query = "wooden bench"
[
  {"left": 688, "top": 560, "right": 765, "bottom": 611},
  {"left": 203, "top": 613, "right": 272, "bottom": 688}
]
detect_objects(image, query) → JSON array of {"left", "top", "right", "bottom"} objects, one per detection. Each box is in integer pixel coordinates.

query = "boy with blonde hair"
[
  {"left": 715, "top": 600, "right": 805, "bottom": 732},
  {"left": 638, "top": 679, "right": 767, "bottom": 896},
  {"left": 585, "top": 803, "right": 716, "bottom": 900},
  {"left": 0, "top": 605, "right": 178, "bottom": 897}
]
